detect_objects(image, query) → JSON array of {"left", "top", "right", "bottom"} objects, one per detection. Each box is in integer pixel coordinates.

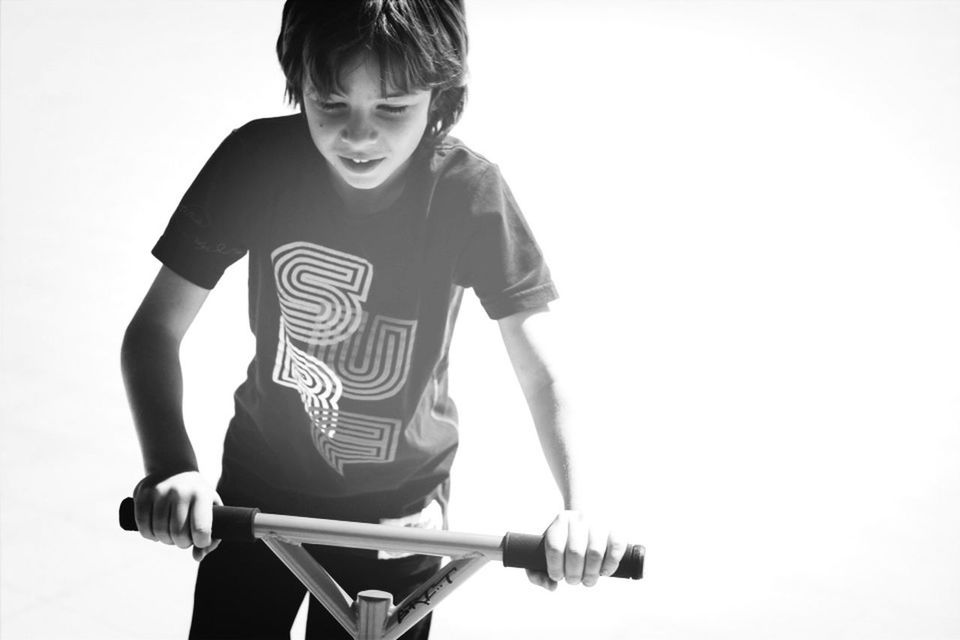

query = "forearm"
[
  {"left": 121, "top": 322, "right": 199, "bottom": 477},
  {"left": 521, "top": 377, "right": 588, "bottom": 511},
  {"left": 500, "top": 309, "right": 624, "bottom": 589}
]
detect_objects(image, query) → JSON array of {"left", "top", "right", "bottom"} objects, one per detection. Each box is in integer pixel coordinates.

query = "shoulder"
[
  {"left": 232, "top": 113, "right": 305, "bottom": 139},
  {"left": 228, "top": 113, "right": 313, "bottom": 158},
  {"left": 203, "top": 113, "right": 316, "bottom": 187},
  {"left": 425, "top": 137, "right": 504, "bottom": 195},
  {"left": 420, "top": 138, "right": 518, "bottom": 217}
]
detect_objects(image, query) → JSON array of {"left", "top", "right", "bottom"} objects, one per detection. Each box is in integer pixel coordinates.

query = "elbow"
[
  {"left": 517, "top": 365, "right": 558, "bottom": 403},
  {"left": 120, "top": 320, "right": 147, "bottom": 378},
  {"left": 121, "top": 317, "right": 177, "bottom": 375}
]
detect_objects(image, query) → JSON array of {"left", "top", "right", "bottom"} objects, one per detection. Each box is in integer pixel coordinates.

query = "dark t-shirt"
[{"left": 152, "top": 114, "right": 557, "bottom": 517}]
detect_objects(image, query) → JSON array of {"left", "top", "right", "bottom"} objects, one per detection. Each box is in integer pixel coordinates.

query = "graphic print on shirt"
[{"left": 271, "top": 241, "right": 417, "bottom": 474}]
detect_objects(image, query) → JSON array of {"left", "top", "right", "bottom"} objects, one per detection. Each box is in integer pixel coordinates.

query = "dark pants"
[{"left": 189, "top": 465, "right": 441, "bottom": 639}]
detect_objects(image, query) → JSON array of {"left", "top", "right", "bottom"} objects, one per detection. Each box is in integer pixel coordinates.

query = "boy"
[{"left": 122, "top": 1, "right": 626, "bottom": 637}]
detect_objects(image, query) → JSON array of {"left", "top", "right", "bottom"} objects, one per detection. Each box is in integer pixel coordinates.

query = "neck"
[{"left": 330, "top": 159, "right": 412, "bottom": 216}]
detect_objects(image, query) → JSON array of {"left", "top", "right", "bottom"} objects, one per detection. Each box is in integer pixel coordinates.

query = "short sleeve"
[
  {"left": 455, "top": 165, "right": 558, "bottom": 319},
  {"left": 151, "top": 129, "right": 259, "bottom": 289}
]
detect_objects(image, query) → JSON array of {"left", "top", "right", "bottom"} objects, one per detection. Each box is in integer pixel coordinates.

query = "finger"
[
  {"left": 134, "top": 493, "right": 156, "bottom": 541},
  {"left": 170, "top": 495, "right": 192, "bottom": 549},
  {"left": 190, "top": 494, "right": 214, "bottom": 549},
  {"left": 599, "top": 533, "right": 628, "bottom": 577},
  {"left": 543, "top": 516, "right": 568, "bottom": 584},
  {"left": 581, "top": 527, "right": 608, "bottom": 587},
  {"left": 525, "top": 569, "right": 558, "bottom": 591},
  {"left": 193, "top": 490, "right": 223, "bottom": 561},
  {"left": 564, "top": 516, "right": 588, "bottom": 585},
  {"left": 152, "top": 498, "right": 174, "bottom": 545},
  {"left": 193, "top": 539, "right": 221, "bottom": 562}
]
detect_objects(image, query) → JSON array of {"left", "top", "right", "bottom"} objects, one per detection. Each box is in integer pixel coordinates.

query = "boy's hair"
[{"left": 277, "top": 0, "right": 468, "bottom": 143}]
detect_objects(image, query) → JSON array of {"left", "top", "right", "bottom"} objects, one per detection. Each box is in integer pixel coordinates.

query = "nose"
[{"left": 340, "top": 110, "right": 378, "bottom": 144}]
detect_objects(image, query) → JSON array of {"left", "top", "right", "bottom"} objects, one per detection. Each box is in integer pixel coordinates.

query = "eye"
[
  {"left": 318, "top": 101, "right": 346, "bottom": 112},
  {"left": 378, "top": 104, "right": 409, "bottom": 115}
]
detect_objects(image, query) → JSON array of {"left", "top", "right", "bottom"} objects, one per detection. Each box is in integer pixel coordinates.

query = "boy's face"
[{"left": 302, "top": 52, "right": 432, "bottom": 194}]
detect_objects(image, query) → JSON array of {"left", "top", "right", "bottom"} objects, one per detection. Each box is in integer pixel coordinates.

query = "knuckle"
[
  {"left": 607, "top": 546, "right": 627, "bottom": 564},
  {"left": 544, "top": 527, "right": 566, "bottom": 543},
  {"left": 586, "top": 547, "right": 605, "bottom": 563},
  {"left": 608, "top": 535, "right": 627, "bottom": 552},
  {"left": 544, "top": 541, "right": 565, "bottom": 557},
  {"left": 544, "top": 545, "right": 564, "bottom": 561}
]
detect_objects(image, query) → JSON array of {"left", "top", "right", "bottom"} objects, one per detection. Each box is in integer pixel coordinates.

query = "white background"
[{"left": 2, "top": 1, "right": 959, "bottom": 638}]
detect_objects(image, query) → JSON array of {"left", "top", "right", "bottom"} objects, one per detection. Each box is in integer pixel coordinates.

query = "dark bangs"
[{"left": 277, "top": 0, "right": 468, "bottom": 141}]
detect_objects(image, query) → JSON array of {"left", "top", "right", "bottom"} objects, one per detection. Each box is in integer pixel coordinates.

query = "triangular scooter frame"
[{"left": 256, "top": 513, "right": 499, "bottom": 640}]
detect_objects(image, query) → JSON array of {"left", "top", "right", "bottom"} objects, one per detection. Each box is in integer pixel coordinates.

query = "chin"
[{"left": 340, "top": 174, "right": 386, "bottom": 190}]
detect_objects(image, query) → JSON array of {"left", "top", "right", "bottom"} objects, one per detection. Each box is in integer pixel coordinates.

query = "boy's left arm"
[{"left": 498, "top": 305, "right": 627, "bottom": 590}]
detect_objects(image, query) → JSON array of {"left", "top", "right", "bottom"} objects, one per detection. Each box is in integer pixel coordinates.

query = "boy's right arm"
[{"left": 121, "top": 265, "right": 221, "bottom": 561}]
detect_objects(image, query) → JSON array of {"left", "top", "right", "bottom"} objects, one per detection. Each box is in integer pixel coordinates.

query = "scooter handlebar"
[
  {"left": 119, "top": 497, "right": 260, "bottom": 542},
  {"left": 119, "top": 498, "right": 644, "bottom": 579},
  {"left": 502, "top": 531, "right": 644, "bottom": 580}
]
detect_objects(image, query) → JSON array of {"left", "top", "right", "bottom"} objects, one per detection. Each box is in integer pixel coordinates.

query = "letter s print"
[{"left": 272, "top": 241, "right": 372, "bottom": 346}]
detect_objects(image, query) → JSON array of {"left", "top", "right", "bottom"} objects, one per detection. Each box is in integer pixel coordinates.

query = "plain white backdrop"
[{"left": 2, "top": 1, "right": 959, "bottom": 638}]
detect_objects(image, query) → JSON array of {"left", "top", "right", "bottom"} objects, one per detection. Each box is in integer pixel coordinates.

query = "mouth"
[{"left": 338, "top": 156, "right": 385, "bottom": 174}]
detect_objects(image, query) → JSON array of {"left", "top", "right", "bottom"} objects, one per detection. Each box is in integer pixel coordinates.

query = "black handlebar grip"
[
  {"left": 119, "top": 497, "right": 261, "bottom": 543},
  {"left": 501, "top": 532, "right": 644, "bottom": 580}
]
